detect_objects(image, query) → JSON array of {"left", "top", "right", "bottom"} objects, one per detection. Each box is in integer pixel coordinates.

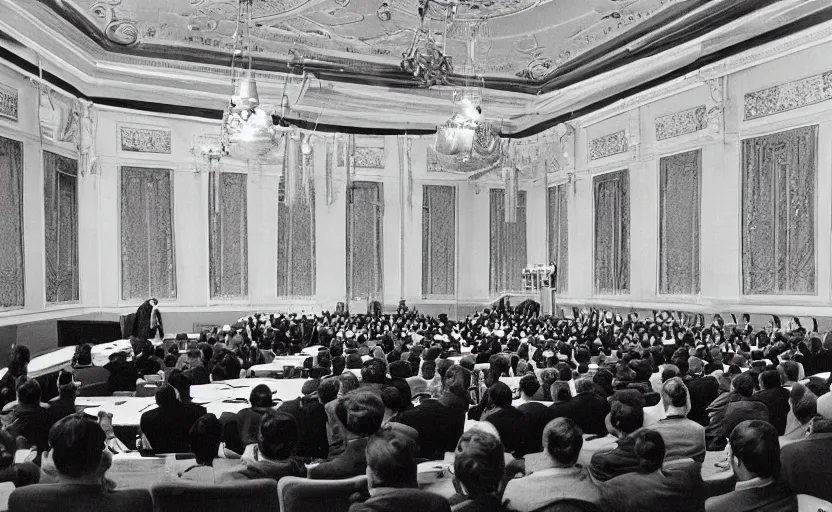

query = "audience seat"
[
  {"left": 151, "top": 478, "right": 279, "bottom": 512},
  {"left": 277, "top": 475, "right": 367, "bottom": 512},
  {"left": 798, "top": 494, "right": 832, "bottom": 512},
  {"left": 531, "top": 499, "right": 606, "bottom": 512}
]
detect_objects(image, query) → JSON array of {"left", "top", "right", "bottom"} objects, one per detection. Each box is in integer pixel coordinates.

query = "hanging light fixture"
[{"left": 222, "top": 0, "right": 277, "bottom": 161}]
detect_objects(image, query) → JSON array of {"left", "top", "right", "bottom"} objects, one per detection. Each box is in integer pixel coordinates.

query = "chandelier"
[
  {"left": 401, "top": 0, "right": 452, "bottom": 87},
  {"left": 222, "top": 0, "right": 278, "bottom": 161}
]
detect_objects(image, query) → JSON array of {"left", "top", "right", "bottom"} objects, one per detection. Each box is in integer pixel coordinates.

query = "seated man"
[
  {"left": 219, "top": 410, "right": 306, "bottom": 483},
  {"left": 705, "top": 420, "right": 797, "bottom": 512},
  {"left": 589, "top": 399, "right": 645, "bottom": 481},
  {"left": 139, "top": 383, "right": 202, "bottom": 454},
  {"left": 482, "top": 382, "right": 524, "bottom": 455},
  {"left": 749, "top": 370, "right": 791, "bottom": 435},
  {"left": 349, "top": 425, "right": 450, "bottom": 512},
  {"left": 599, "top": 429, "right": 704, "bottom": 512},
  {"left": 219, "top": 384, "right": 275, "bottom": 455},
  {"left": 308, "top": 391, "right": 384, "bottom": 479},
  {"left": 705, "top": 372, "right": 769, "bottom": 451},
  {"left": 503, "top": 418, "right": 601, "bottom": 511},
  {"left": 780, "top": 418, "right": 832, "bottom": 502},
  {"left": 648, "top": 377, "right": 706, "bottom": 463},
  {"left": 569, "top": 378, "right": 609, "bottom": 437},
  {"left": 178, "top": 413, "right": 223, "bottom": 483},
  {"left": 2, "top": 377, "right": 50, "bottom": 454},
  {"left": 9, "top": 414, "right": 153, "bottom": 512},
  {"left": 279, "top": 379, "right": 330, "bottom": 460},
  {"left": 453, "top": 429, "right": 505, "bottom": 512}
]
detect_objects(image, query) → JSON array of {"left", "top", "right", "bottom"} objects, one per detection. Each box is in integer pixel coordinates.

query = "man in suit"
[
  {"left": 649, "top": 377, "right": 706, "bottom": 464},
  {"left": 780, "top": 418, "right": 832, "bottom": 502},
  {"left": 705, "top": 372, "right": 770, "bottom": 451},
  {"left": 482, "top": 381, "right": 524, "bottom": 455},
  {"left": 684, "top": 357, "right": 721, "bottom": 427},
  {"left": 9, "top": 414, "right": 153, "bottom": 512},
  {"left": 569, "top": 378, "right": 609, "bottom": 436},
  {"left": 748, "top": 370, "right": 791, "bottom": 435},
  {"left": 139, "top": 383, "right": 203, "bottom": 454},
  {"left": 705, "top": 420, "right": 797, "bottom": 512},
  {"left": 516, "top": 375, "right": 555, "bottom": 455}
]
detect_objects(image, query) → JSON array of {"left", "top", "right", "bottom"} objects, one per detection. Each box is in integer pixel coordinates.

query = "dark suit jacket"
[
  {"left": 705, "top": 482, "right": 797, "bottom": 512},
  {"left": 140, "top": 402, "right": 204, "bottom": 454},
  {"left": 705, "top": 400, "right": 769, "bottom": 451},
  {"left": 307, "top": 437, "right": 368, "bottom": 480},
  {"left": 484, "top": 406, "right": 525, "bottom": 455},
  {"left": 3, "top": 404, "right": 51, "bottom": 453},
  {"left": 569, "top": 392, "right": 609, "bottom": 436},
  {"left": 9, "top": 484, "right": 153, "bottom": 512},
  {"left": 349, "top": 488, "right": 451, "bottom": 512},
  {"left": 589, "top": 432, "right": 640, "bottom": 482},
  {"left": 749, "top": 387, "right": 791, "bottom": 435},
  {"left": 600, "top": 459, "right": 705, "bottom": 512},
  {"left": 279, "top": 396, "right": 329, "bottom": 459},
  {"left": 47, "top": 395, "right": 77, "bottom": 425},
  {"left": 685, "top": 376, "right": 721, "bottom": 427},
  {"left": 219, "top": 407, "right": 270, "bottom": 454},
  {"left": 394, "top": 393, "right": 468, "bottom": 460},
  {"left": 780, "top": 432, "right": 832, "bottom": 502},
  {"left": 516, "top": 402, "right": 556, "bottom": 456}
]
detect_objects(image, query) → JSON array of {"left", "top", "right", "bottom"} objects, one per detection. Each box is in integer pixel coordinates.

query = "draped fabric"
[
  {"left": 489, "top": 189, "right": 527, "bottom": 295},
  {"left": 277, "top": 138, "right": 316, "bottom": 297},
  {"left": 594, "top": 170, "right": 629, "bottom": 294},
  {"left": 209, "top": 171, "right": 248, "bottom": 298},
  {"left": 120, "top": 167, "right": 176, "bottom": 301},
  {"left": 43, "top": 151, "right": 79, "bottom": 303},
  {"left": 0, "top": 136, "right": 24, "bottom": 308},
  {"left": 659, "top": 150, "right": 700, "bottom": 295},
  {"left": 348, "top": 181, "right": 383, "bottom": 300},
  {"left": 742, "top": 126, "right": 816, "bottom": 295},
  {"left": 422, "top": 185, "right": 455, "bottom": 297},
  {"left": 547, "top": 184, "right": 568, "bottom": 293}
]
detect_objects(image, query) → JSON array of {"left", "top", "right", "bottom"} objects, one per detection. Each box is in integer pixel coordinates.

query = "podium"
[{"left": 521, "top": 265, "right": 557, "bottom": 316}]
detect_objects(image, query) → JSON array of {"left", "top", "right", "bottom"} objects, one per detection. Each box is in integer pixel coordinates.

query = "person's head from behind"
[
  {"left": 731, "top": 372, "right": 756, "bottom": 398},
  {"left": 8, "top": 345, "right": 30, "bottom": 377},
  {"left": 259, "top": 410, "right": 298, "bottom": 460},
  {"left": 365, "top": 425, "right": 419, "bottom": 489},
  {"left": 607, "top": 399, "right": 644, "bottom": 437},
  {"left": 542, "top": 417, "right": 583, "bottom": 467},
  {"left": 789, "top": 383, "right": 818, "bottom": 424},
  {"left": 338, "top": 371, "right": 360, "bottom": 397},
  {"left": 318, "top": 377, "right": 340, "bottom": 405},
  {"left": 167, "top": 369, "right": 193, "bottom": 402},
  {"left": 47, "top": 413, "right": 106, "bottom": 480},
  {"left": 443, "top": 365, "right": 472, "bottom": 399},
  {"left": 155, "top": 383, "right": 178, "bottom": 408},
  {"left": 249, "top": 384, "right": 274, "bottom": 408},
  {"left": 57, "top": 371, "right": 77, "bottom": 398},
  {"left": 487, "top": 381, "right": 512, "bottom": 409},
  {"left": 361, "top": 358, "right": 387, "bottom": 385},
  {"left": 550, "top": 381, "right": 572, "bottom": 404},
  {"left": 633, "top": 429, "right": 665, "bottom": 474},
  {"left": 660, "top": 377, "right": 690, "bottom": 413},
  {"left": 779, "top": 361, "right": 800, "bottom": 384},
  {"left": 421, "top": 359, "right": 437, "bottom": 380},
  {"left": 73, "top": 344, "right": 93, "bottom": 367},
  {"left": 518, "top": 374, "right": 540, "bottom": 399},
  {"left": 382, "top": 378, "right": 412, "bottom": 413},
  {"left": 729, "top": 420, "right": 780, "bottom": 481},
  {"left": 16, "top": 376, "right": 40, "bottom": 406},
  {"left": 454, "top": 429, "right": 505, "bottom": 498},
  {"left": 336, "top": 391, "right": 384, "bottom": 439},
  {"left": 759, "top": 369, "right": 781, "bottom": 391},
  {"left": 189, "top": 414, "right": 221, "bottom": 465}
]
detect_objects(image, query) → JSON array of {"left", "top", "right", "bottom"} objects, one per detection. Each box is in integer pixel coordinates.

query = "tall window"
[
  {"left": 489, "top": 189, "right": 527, "bottom": 295},
  {"left": 422, "top": 185, "right": 455, "bottom": 297},
  {"left": 547, "top": 184, "right": 568, "bottom": 292},
  {"left": 594, "top": 170, "right": 629, "bottom": 294},
  {"left": 659, "top": 150, "right": 700, "bottom": 295},
  {"left": 0, "top": 136, "right": 24, "bottom": 308},
  {"left": 44, "top": 151, "right": 79, "bottom": 303},
  {"left": 209, "top": 172, "right": 248, "bottom": 298},
  {"left": 348, "top": 182, "right": 383, "bottom": 300},
  {"left": 742, "top": 126, "right": 816, "bottom": 295},
  {"left": 120, "top": 167, "right": 176, "bottom": 301},
  {"left": 277, "top": 140, "right": 315, "bottom": 297}
]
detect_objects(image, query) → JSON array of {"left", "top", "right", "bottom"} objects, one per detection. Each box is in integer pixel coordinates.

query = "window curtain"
[
  {"left": 0, "top": 136, "right": 24, "bottom": 308},
  {"left": 277, "top": 137, "right": 316, "bottom": 297},
  {"left": 594, "top": 170, "right": 629, "bottom": 294},
  {"left": 348, "top": 181, "right": 383, "bottom": 300},
  {"left": 121, "top": 167, "right": 176, "bottom": 301},
  {"left": 422, "top": 185, "right": 455, "bottom": 297},
  {"left": 659, "top": 150, "right": 700, "bottom": 295},
  {"left": 44, "top": 151, "right": 79, "bottom": 303},
  {"left": 209, "top": 171, "right": 248, "bottom": 298},
  {"left": 742, "top": 125, "right": 816, "bottom": 295},
  {"left": 489, "top": 189, "right": 527, "bottom": 295},
  {"left": 547, "top": 184, "right": 568, "bottom": 293}
]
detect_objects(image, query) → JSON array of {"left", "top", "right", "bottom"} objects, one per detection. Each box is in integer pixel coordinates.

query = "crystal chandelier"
[{"left": 222, "top": 0, "right": 277, "bottom": 161}]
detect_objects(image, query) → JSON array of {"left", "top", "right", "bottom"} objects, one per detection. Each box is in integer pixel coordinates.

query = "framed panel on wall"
[
  {"left": 277, "top": 136, "right": 316, "bottom": 297},
  {"left": 347, "top": 181, "right": 384, "bottom": 302},
  {"left": 43, "top": 150, "right": 80, "bottom": 304},
  {"left": 742, "top": 125, "right": 817, "bottom": 295},
  {"left": 209, "top": 171, "right": 248, "bottom": 299},
  {"left": 120, "top": 166, "right": 176, "bottom": 301},
  {"left": 547, "top": 184, "right": 568, "bottom": 293},
  {"left": 0, "top": 136, "right": 24, "bottom": 309},
  {"left": 489, "top": 189, "right": 528, "bottom": 295},
  {"left": 659, "top": 149, "right": 701, "bottom": 296},
  {"left": 422, "top": 185, "right": 455, "bottom": 298},
  {"left": 594, "top": 170, "right": 629, "bottom": 295}
]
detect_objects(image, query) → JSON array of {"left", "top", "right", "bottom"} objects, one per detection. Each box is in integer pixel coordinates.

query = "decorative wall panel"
[
  {"left": 744, "top": 71, "right": 832, "bottom": 120},
  {"left": 278, "top": 137, "right": 316, "bottom": 297},
  {"left": 120, "top": 126, "right": 172, "bottom": 154},
  {"left": 210, "top": 171, "right": 248, "bottom": 298},
  {"left": 547, "top": 184, "right": 568, "bottom": 293},
  {"left": 594, "top": 170, "right": 629, "bottom": 294},
  {"left": 589, "top": 131, "right": 628, "bottom": 161},
  {"left": 0, "top": 84, "right": 18, "bottom": 122},
  {"left": 490, "top": 189, "right": 527, "bottom": 295},
  {"left": 44, "top": 151, "right": 79, "bottom": 303},
  {"left": 422, "top": 185, "right": 455, "bottom": 297},
  {"left": 348, "top": 182, "right": 383, "bottom": 300},
  {"left": 655, "top": 106, "right": 707, "bottom": 141},
  {"left": 120, "top": 167, "right": 176, "bottom": 301},
  {"left": 659, "top": 150, "right": 700, "bottom": 295},
  {"left": 353, "top": 137, "right": 386, "bottom": 168},
  {"left": 742, "top": 126, "right": 816, "bottom": 295},
  {"left": 0, "top": 136, "right": 24, "bottom": 308}
]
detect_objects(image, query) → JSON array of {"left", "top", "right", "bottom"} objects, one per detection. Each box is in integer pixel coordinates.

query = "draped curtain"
[
  {"left": 277, "top": 138, "right": 316, "bottom": 297},
  {"left": 121, "top": 167, "right": 176, "bottom": 301},
  {"left": 659, "top": 150, "right": 700, "bottom": 295},
  {"left": 742, "top": 126, "right": 816, "bottom": 295},
  {"left": 422, "top": 185, "right": 455, "bottom": 297},
  {"left": 44, "top": 151, "right": 79, "bottom": 303},
  {"left": 547, "top": 184, "right": 568, "bottom": 293},
  {"left": 489, "top": 189, "right": 527, "bottom": 295},
  {"left": 594, "top": 170, "right": 629, "bottom": 294},
  {"left": 348, "top": 181, "right": 383, "bottom": 300},
  {"left": 0, "top": 136, "right": 24, "bottom": 308},
  {"left": 209, "top": 171, "right": 248, "bottom": 298}
]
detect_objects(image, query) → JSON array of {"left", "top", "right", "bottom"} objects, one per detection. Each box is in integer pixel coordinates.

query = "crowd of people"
[{"left": 2, "top": 302, "right": 832, "bottom": 511}]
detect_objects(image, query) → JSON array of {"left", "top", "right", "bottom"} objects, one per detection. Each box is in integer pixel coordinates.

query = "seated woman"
[{"left": 178, "top": 414, "right": 223, "bottom": 483}]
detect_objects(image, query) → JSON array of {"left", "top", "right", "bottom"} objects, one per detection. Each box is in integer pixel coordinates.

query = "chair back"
[
  {"left": 278, "top": 475, "right": 367, "bottom": 512},
  {"left": 533, "top": 499, "right": 607, "bottom": 512},
  {"left": 151, "top": 478, "right": 279, "bottom": 512}
]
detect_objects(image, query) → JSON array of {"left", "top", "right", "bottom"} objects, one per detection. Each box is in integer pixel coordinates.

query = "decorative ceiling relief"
[
  {"left": 0, "top": 83, "right": 18, "bottom": 122},
  {"left": 589, "top": 131, "right": 627, "bottom": 161},
  {"left": 120, "top": 126, "right": 172, "bottom": 154},
  {"left": 655, "top": 105, "right": 707, "bottom": 141},
  {"left": 744, "top": 70, "right": 832, "bottom": 121},
  {"left": 512, "top": 123, "right": 574, "bottom": 173},
  {"left": 89, "top": 0, "right": 141, "bottom": 46}
]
